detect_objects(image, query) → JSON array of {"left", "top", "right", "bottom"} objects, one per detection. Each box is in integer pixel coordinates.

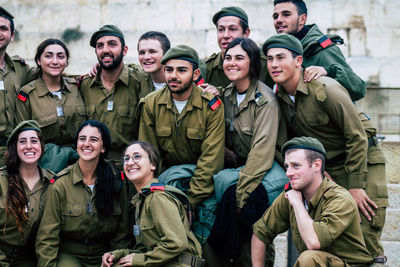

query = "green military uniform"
[
  {"left": 253, "top": 178, "right": 373, "bottom": 266},
  {"left": 223, "top": 79, "right": 280, "bottom": 208},
  {"left": 15, "top": 77, "right": 86, "bottom": 145},
  {"left": 139, "top": 85, "right": 225, "bottom": 208},
  {"left": 109, "top": 178, "right": 203, "bottom": 266},
  {"left": 204, "top": 52, "right": 273, "bottom": 89},
  {"left": 276, "top": 73, "right": 388, "bottom": 258},
  {"left": 0, "top": 54, "right": 37, "bottom": 164},
  {"left": 0, "top": 167, "right": 52, "bottom": 266},
  {"left": 35, "top": 162, "right": 130, "bottom": 267},
  {"left": 299, "top": 24, "right": 366, "bottom": 101},
  {"left": 127, "top": 63, "right": 158, "bottom": 95},
  {"left": 79, "top": 65, "right": 149, "bottom": 164}
]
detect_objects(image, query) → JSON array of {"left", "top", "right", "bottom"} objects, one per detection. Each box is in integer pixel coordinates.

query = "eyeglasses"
[{"left": 123, "top": 154, "right": 148, "bottom": 164}]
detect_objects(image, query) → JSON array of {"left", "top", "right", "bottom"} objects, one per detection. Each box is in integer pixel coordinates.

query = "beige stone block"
[
  {"left": 273, "top": 232, "right": 288, "bottom": 267},
  {"left": 382, "top": 142, "right": 400, "bottom": 184},
  {"left": 366, "top": 28, "right": 393, "bottom": 58},
  {"left": 388, "top": 184, "right": 400, "bottom": 208},
  {"left": 382, "top": 241, "right": 400, "bottom": 266},
  {"left": 381, "top": 208, "right": 400, "bottom": 242}
]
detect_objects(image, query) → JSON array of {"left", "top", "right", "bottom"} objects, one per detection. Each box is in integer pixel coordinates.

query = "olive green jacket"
[
  {"left": 16, "top": 77, "right": 87, "bottom": 146},
  {"left": 223, "top": 80, "right": 281, "bottom": 208},
  {"left": 276, "top": 73, "right": 368, "bottom": 189},
  {"left": 138, "top": 85, "right": 225, "bottom": 208},
  {"left": 111, "top": 179, "right": 202, "bottom": 266},
  {"left": 79, "top": 65, "right": 149, "bottom": 154},
  {"left": 204, "top": 52, "right": 273, "bottom": 89},
  {"left": 35, "top": 162, "right": 130, "bottom": 267},
  {"left": 253, "top": 178, "right": 373, "bottom": 265},
  {"left": 301, "top": 24, "right": 366, "bottom": 101},
  {"left": 0, "top": 167, "right": 52, "bottom": 261},
  {"left": 0, "top": 54, "right": 37, "bottom": 139}
]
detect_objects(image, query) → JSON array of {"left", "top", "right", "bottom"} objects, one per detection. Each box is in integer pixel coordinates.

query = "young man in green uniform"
[
  {"left": 204, "top": 6, "right": 273, "bottom": 90},
  {"left": 138, "top": 45, "right": 225, "bottom": 209},
  {"left": 272, "top": 0, "right": 365, "bottom": 101},
  {"left": 252, "top": 137, "right": 373, "bottom": 266},
  {"left": 263, "top": 33, "right": 388, "bottom": 264},
  {"left": 0, "top": 7, "right": 37, "bottom": 164},
  {"left": 80, "top": 25, "right": 147, "bottom": 167}
]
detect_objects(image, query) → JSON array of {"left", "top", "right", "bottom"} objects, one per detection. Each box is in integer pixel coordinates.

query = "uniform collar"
[
  {"left": 36, "top": 76, "right": 71, "bottom": 97},
  {"left": 226, "top": 79, "right": 258, "bottom": 107},
  {"left": 307, "top": 177, "right": 333, "bottom": 209},
  {"left": 71, "top": 161, "right": 85, "bottom": 185},
  {"left": 3, "top": 53, "right": 15, "bottom": 71},
  {"left": 276, "top": 71, "right": 308, "bottom": 101},
  {"left": 214, "top": 52, "right": 224, "bottom": 70},
  {"left": 90, "top": 64, "right": 129, "bottom": 88},
  {"left": 158, "top": 83, "right": 204, "bottom": 110}
]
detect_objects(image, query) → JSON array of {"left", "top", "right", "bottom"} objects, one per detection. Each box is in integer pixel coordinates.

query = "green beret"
[
  {"left": 90, "top": 24, "right": 124, "bottom": 48},
  {"left": 161, "top": 45, "right": 199, "bottom": 67},
  {"left": 262, "top": 33, "right": 303, "bottom": 56},
  {"left": 282, "top": 136, "right": 326, "bottom": 157},
  {"left": 0, "top": 7, "right": 14, "bottom": 19},
  {"left": 212, "top": 6, "right": 248, "bottom": 26},
  {"left": 7, "top": 120, "right": 41, "bottom": 147}
]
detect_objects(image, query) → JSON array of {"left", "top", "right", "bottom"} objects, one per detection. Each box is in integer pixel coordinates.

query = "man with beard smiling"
[
  {"left": 80, "top": 25, "right": 146, "bottom": 167},
  {"left": 272, "top": 0, "right": 365, "bottom": 101},
  {"left": 139, "top": 45, "right": 225, "bottom": 210},
  {"left": 0, "top": 7, "right": 37, "bottom": 164}
]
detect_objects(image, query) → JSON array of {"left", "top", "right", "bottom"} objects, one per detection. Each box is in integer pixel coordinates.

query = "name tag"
[
  {"left": 133, "top": 224, "right": 141, "bottom": 236},
  {"left": 0, "top": 81, "right": 4, "bottom": 90},
  {"left": 107, "top": 100, "right": 114, "bottom": 111},
  {"left": 56, "top": 106, "right": 64, "bottom": 117}
]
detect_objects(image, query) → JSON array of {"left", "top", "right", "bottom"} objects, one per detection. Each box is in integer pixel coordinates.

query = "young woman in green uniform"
[
  {"left": 101, "top": 141, "right": 203, "bottom": 267},
  {"left": 35, "top": 120, "right": 130, "bottom": 267},
  {"left": 0, "top": 120, "right": 53, "bottom": 266},
  {"left": 15, "top": 39, "right": 86, "bottom": 152}
]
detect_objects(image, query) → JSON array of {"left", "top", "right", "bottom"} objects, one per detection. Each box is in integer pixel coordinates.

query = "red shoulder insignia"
[
  {"left": 273, "top": 83, "right": 279, "bottom": 94},
  {"left": 318, "top": 36, "right": 333, "bottom": 49},
  {"left": 195, "top": 75, "right": 205, "bottom": 86},
  {"left": 49, "top": 175, "right": 58, "bottom": 184},
  {"left": 150, "top": 183, "right": 165, "bottom": 191},
  {"left": 284, "top": 182, "right": 292, "bottom": 192},
  {"left": 17, "top": 91, "right": 28, "bottom": 102},
  {"left": 120, "top": 171, "right": 124, "bottom": 180},
  {"left": 208, "top": 96, "right": 222, "bottom": 111}
]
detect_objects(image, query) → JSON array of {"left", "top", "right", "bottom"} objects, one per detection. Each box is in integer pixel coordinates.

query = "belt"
[
  {"left": 178, "top": 253, "right": 205, "bottom": 267},
  {"left": 62, "top": 237, "right": 106, "bottom": 246}
]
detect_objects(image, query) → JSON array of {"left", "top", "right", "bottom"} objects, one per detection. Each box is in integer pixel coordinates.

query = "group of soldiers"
[{"left": 0, "top": 0, "right": 389, "bottom": 266}]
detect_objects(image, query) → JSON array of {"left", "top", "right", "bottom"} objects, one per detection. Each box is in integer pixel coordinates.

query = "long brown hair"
[{"left": 4, "top": 130, "right": 44, "bottom": 236}]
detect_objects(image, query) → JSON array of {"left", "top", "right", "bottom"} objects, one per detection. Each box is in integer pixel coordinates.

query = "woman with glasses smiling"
[
  {"left": 36, "top": 120, "right": 130, "bottom": 266},
  {"left": 101, "top": 141, "right": 203, "bottom": 267}
]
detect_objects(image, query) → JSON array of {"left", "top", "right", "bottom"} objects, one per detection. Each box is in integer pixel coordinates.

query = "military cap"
[
  {"left": 262, "top": 33, "right": 303, "bottom": 56},
  {"left": 212, "top": 6, "right": 248, "bottom": 26},
  {"left": 161, "top": 45, "right": 199, "bottom": 67},
  {"left": 0, "top": 7, "right": 14, "bottom": 19},
  {"left": 90, "top": 24, "right": 124, "bottom": 48},
  {"left": 7, "top": 120, "right": 41, "bottom": 147},
  {"left": 282, "top": 136, "right": 326, "bottom": 157}
]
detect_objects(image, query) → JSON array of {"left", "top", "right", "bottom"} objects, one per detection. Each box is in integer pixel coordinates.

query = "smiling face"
[
  {"left": 95, "top": 35, "right": 127, "bottom": 70},
  {"left": 217, "top": 16, "right": 249, "bottom": 55},
  {"left": 223, "top": 44, "right": 251, "bottom": 84},
  {"left": 123, "top": 143, "right": 156, "bottom": 188},
  {"left": 77, "top": 125, "right": 105, "bottom": 163},
  {"left": 37, "top": 44, "right": 68, "bottom": 79},
  {"left": 273, "top": 2, "right": 306, "bottom": 34},
  {"left": 138, "top": 38, "right": 164, "bottom": 74},
  {"left": 17, "top": 130, "right": 42, "bottom": 166},
  {"left": 0, "top": 16, "right": 14, "bottom": 52}
]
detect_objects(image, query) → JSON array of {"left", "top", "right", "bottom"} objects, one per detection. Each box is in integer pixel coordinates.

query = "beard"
[
  {"left": 167, "top": 76, "right": 194, "bottom": 95},
  {"left": 99, "top": 50, "right": 124, "bottom": 70}
]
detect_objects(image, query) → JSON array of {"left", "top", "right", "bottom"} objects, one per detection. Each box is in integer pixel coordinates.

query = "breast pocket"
[
  {"left": 304, "top": 111, "right": 329, "bottom": 126},
  {"left": 104, "top": 202, "right": 122, "bottom": 232},
  {"left": 187, "top": 127, "right": 205, "bottom": 154},
  {"left": 139, "top": 215, "right": 156, "bottom": 248},
  {"left": 61, "top": 204, "right": 85, "bottom": 232},
  {"left": 36, "top": 112, "right": 59, "bottom": 140},
  {"left": 156, "top": 125, "right": 174, "bottom": 152}
]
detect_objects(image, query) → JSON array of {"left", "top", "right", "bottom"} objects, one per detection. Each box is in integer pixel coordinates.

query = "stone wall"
[{"left": 3, "top": 0, "right": 400, "bottom": 87}]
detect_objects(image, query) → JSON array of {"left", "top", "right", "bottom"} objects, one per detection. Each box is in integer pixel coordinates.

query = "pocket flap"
[
  {"left": 187, "top": 127, "right": 205, "bottom": 140},
  {"left": 62, "top": 204, "right": 84, "bottom": 216},
  {"left": 156, "top": 126, "right": 172, "bottom": 137},
  {"left": 37, "top": 112, "right": 58, "bottom": 127}
]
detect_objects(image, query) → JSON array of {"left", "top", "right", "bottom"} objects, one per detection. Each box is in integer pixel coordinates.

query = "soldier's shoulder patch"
[
  {"left": 17, "top": 91, "right": 29, "bottom": 102},
  {"left": 318, "top": 35, "right": 333, "bottom": 49},
  {"left": 49, "top": 175, "right": 58, "bottom": 184},
  {"left": 150, "top": 183, "right": 165, "bottom": 192},
  {"left": 208, "top": 96, "right": 222, "bottom": 111},
  {"left": 11, "top": 55, "right": 28, "bottom": 66},
  {"left": 284, "top": 182, "right": 292, "bottom": 192},
  {"left": 255, "top": 92, "right": 268, "bottom": 106}
]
